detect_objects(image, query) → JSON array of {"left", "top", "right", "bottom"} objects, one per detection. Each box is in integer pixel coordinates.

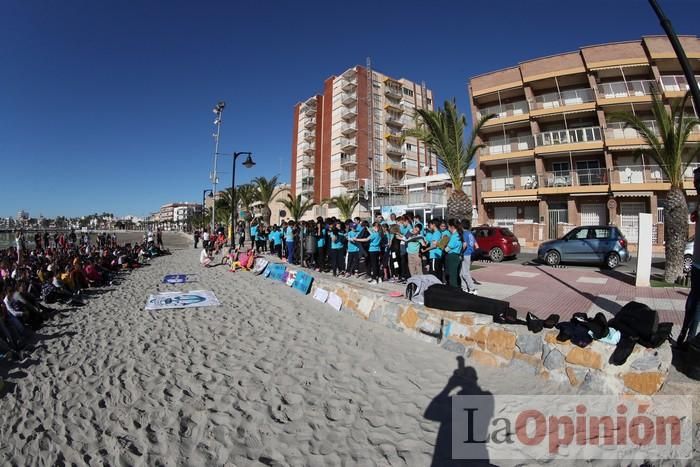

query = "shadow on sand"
[{"left": 424, "top": 356, "right": 496, "bottom": 467}]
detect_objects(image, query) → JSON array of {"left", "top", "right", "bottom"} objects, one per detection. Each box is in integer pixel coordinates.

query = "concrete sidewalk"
[{"left": 470, "top": 260, "right": 687, "bottom": 331}]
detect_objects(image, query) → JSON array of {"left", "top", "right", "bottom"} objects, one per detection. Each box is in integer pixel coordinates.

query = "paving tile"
[
  {"left": 506, "top": 271, "right": 540, "bottom": 278},
  {"left": 576, "top": 276, "right": 608, "bottom": 285}
]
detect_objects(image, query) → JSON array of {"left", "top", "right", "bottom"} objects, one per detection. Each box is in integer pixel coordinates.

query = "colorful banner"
[
  {"left": 162, "top": 274, "right": 190, "bottom": 284},
  {"left": 145, "top": 290, "right": 220, "bottom": 310}
]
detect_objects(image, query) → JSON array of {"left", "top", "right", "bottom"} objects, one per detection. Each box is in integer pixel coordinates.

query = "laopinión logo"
[{"left": 452, "top": 395, "right": 693, "bottom": 460}]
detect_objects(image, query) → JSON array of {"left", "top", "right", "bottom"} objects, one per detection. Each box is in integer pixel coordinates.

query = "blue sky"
[{"left": 1, "top": 0, "right": 698, "bottom": 218}]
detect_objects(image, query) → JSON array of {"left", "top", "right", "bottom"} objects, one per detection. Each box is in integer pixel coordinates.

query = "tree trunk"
[
  {"left": 663, "top": 186, "right": 688, "bottom": 283},
  {"left": 262, "top": 206, "right": 272, "bottom": 226},
  {"left": 446, "top": 189, "right": 472, "bottom": 221}
]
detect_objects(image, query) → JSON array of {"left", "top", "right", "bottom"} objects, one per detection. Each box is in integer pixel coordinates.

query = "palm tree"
[
  {"left": 253, "top": 176, "right": 279, "bottom": 225},
  {"left": 323, "top": 193, "right": 359, "bottom": 220},
  {"left": 612, "top": 92, "right": 700, "bottom": 283},
  {"left": 280, "top": 194, "right": 315, "bottom": 222},
  {"left": 408, "top": 99, "right": 494, "bottom": 221}
]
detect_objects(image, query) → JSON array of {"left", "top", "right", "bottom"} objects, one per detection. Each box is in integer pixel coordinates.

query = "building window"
[
  {"left": 427, "top": 98, "right": 432, "bottom": 105},
  {"left": 403, "top": 88, "right": 414, "bottom": 97},
  {"left": 406, "top": 143, "right": 413, "bottom": 151}
]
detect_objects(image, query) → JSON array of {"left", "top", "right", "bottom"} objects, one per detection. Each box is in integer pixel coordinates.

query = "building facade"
[
  {"left": 249, "top": 184, "right": 292, "bottom": 226},
  {"left": 291, "top": 65, "right": 438, "bottom": 218},
  {"left": 468, "top": 35, "right": 700, "bottom": 245}
]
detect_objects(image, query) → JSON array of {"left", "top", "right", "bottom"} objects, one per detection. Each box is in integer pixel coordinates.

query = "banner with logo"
[{"left": 145, "top": 290, "right": 220, "bottom": 310}]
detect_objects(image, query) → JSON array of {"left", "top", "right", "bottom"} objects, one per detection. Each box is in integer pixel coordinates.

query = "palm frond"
[
  {"left": 280, "top": 194, "right": 315, "bottom": 221},
  {"left": 323, "top": 194, "right": 359, "bottom": 220}
]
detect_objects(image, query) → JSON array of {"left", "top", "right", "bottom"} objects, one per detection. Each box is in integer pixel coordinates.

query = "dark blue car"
[{"left": 537, "top": 225, "right": 630, "bottom": 269}]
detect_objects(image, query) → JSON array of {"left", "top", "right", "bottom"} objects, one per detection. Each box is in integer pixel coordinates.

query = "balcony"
[
  {"left": 596, "top": 80, "right": 657, "bottom": 103},
  {"left": 301, "top": 173, "right": 314, "bottom": 184},
  {"left": 534, "top": 126, "right": 603, "bottom": 154},
  {"left": 342, "top": 92, "right": 357, "bottom": 106},
  {"left": 303, "top": 105, "right": 316, "bottom": 117},
  {"left": 385, "top": 160, "right": 407, "bottom": 172},
  {"left": 301, "top": 184, "right": 314, "bottom": 195},
  {"left": 385, "top": 114, "right": 404, "bottom": 128},
  {"left": 301, "top": 156, "right": 315, "bottom": 168},
  {"left": 604, "top": 120, "right": 659, "bottom": 148},
  {"left": 340, "top": 154, "right": 357, "bottom": 167},
  {"left": 481, "top": 175, "right": 538, "bottom": 193},
  {"left": 477, "top": 99, "right": 530, "bottom": 125},
  {"left": 340, "top": 123, "right": 357, "bottom": 136},
  {"left": 303, "top": 131, "right": 315, "bottom": 142},
  {"left": 375, "top": 190, "right": 448, "bottom": 207},
  {"left": 339, "top": 137, "right": 357, "bottom": 151},
  {"left": 385, "top": 86, "right": 403, "bottom": 100},
  {"left": 341, "top": 79, "right": 357, "bottom": 92},
  {"left": 386, "top": 143, "right": 404, "bottom": 156},
  {"left": 528, "top": 88, "right": 595, "bottom": 117},
  {"left": 304, "top": 118, "right": 316, "bottom": 129},
  {"left": 479, "top": 135, "right": 534, "bottom": 163},
  {"left": 301, "top": 143, "right": 314, "bottom": 154},
  {"left": 341, "top": 108, "right": 357, "bottom": 121},
  {"left": 384, "top": 101, "right": 403, "bottom": 113},
  {"left": 539, "top": 168, "right": 609, "bottom": 189},
  {"left": 342, "top": 68, "right": 357, "bottom": 80},
  {"left": 340, "top": 171, "right": 358, "bottom": 184},
  {"left": 660, "top": 75, "right": 700, "bottom": 97},
  {"left": 385, "top": 130, "right": 403, "bottom": 142}
]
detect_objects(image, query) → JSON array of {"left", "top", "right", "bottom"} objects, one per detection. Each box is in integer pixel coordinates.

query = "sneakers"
[
  {"left": 468, "top": 290, "right": 479, "bottom": 295},
  {"left": 369, "top": 279, "right": 378, "bottom": 284}
]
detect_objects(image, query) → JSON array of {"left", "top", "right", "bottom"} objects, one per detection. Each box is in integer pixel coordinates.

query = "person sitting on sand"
[
  {"left": 200, "top": 246, "right": 214, "bottom": 267},
  {"left": 229, "top": 248, "right": 255, "bottom": 272}
]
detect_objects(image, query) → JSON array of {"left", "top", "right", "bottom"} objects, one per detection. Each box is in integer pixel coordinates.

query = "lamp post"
[
  {"left": 217, "top": 151, "right": 255, "bottom": 243},
  {"left": 202, "top": 189, "right": 213, "bottom": 230},
  {"left": 210, "top": 101, "right": 225, "bottom": 233}
]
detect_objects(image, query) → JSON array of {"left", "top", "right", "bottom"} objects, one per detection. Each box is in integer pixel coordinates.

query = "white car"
[{"left": 684, "top": 240, "right": 693, "bottom": 273}]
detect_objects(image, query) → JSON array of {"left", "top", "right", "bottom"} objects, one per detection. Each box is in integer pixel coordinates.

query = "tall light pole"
[
  {"left": 201, "top": 189, "right": 213, "bottom": 229},
  {"left": 210, "top": 101, "right": 225, "bottom": 233}
]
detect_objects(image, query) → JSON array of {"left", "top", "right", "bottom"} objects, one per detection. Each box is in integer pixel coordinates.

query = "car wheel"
[
  {"left": 606, "top": 252, "right": 620, "bottom": 269},
  {"left": 489, "top": 247, "right": 504, "bottom": 262},
  {"left": 545, "top": 250, "right": 560, "bottom": 266},
  {"left": 684, "top": 254, "right": 693, "bottom": 274}
]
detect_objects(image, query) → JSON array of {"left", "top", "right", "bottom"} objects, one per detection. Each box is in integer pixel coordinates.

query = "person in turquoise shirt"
[
  {"left": 328, "top": 223, "right": 346, "bottom": 276},
  {"left": 285, "top": 221, "right": 296, "bottom": 264},
  {"left": 422, "top": 220, "right": 444, "bottom": 281},
  {"left": 354, "top": 222, "right": 383, "bottom": 283},
  {"left": 249, "top": 223, "right": 258, "bottom": 250},
  {"left": 346, "top": 228, "right": 360, "bottom": 276},
  {"left": 316, "top": 218, "right": 327, "bottom": 271},
  {"left": 444, "top": 219, "right": 464, "bottom": 288},
  {"left": 269, "top": 227, "right": 283, "bottom": 258}
]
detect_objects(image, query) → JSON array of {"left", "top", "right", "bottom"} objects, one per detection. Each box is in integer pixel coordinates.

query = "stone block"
[
  {"left": 468, "top": 348, "right": 500, "bottom": 368},
  {"left": 399, "top": 307, "right": 419, "bottom": 329},
  {"left": 357, "top": 296, "right": 374, "bottom": 319},
  {"left": 457, "top": 314, "right": 474, "bottom": 326},
  {"left": 512, "top": 351, "right": 541, "bottom": 369},
  {"left": 565, "top": 347, "right": 603, "bottom": 370},
  {"left": 580, "top": 371, "right": 623, "bottom": 395},
  {"left": 516, "top": 333, "right": 542, "bottom": 356},
  {"left": 630, "top": 352, "right": 662, "bottom": 372},
  {"left": 446, "top": 322, "right": 469, "bottom": 340},
  {"left": 543, "top": 349, "right": 565, "bottom": 371},
  {"left": 442, "top": 339, "right": 466, "bottom": 355},
  {"left": 544, "top": 331, "right": 564, "bottom": 345},
  {"left": 622, "top": 372, "right": 665, "bottom": 395},
  {"left": 508, "top": 355, "right": 538, "bottom": 375},
  {"left": 486, "top": 328, "right": 517, "bottom": 360},
  {"left": 565, "top": 367, "right": 588, "bottom": 386},
  {"left": 383, "top": 303, "right": 400, "bottom": 322},
  {"left": 368, "top": 309, "right": 382, "bottom": 323},
  {"left": 469, "top": 327, "right": 489, "bottom": 348},
  {"left": 419, "top": 320, "right": 441, "bottom": 335}
]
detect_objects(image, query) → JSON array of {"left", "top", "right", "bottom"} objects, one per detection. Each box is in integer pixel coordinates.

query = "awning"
[
  {"left": 613, "top": 191, "right": 653, "bottom": 197},
  {"left": 608, "top": 144, "right": 649, "bottom": 151},
  {"left": 483, "top": 196, "right": 539, "bottom": 203},
  {"left": 570, "top": 192, "right": 609, "bottom": 197},
  {"left": 589, "top": 63, "right": 649, "bottom": 71}
]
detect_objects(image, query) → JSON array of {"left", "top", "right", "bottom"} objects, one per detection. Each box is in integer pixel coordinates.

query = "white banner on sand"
[{"left": 145, "top": 290, "right": 220, "bottom": 310}]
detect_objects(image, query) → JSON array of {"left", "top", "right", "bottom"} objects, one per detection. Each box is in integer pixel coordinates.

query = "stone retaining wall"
[{"left": 308, "top": 274, "right": 672, "bottom": 395}]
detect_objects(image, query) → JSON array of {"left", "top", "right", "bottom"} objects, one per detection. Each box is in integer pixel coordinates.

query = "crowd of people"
[
  {"left": 0, "top": 230, "right": 168, "bottom": 359},
  {"left": 198, "top": 212, "right": 480, "bottom": 293}
]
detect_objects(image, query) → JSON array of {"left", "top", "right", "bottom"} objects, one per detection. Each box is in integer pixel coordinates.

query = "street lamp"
[
  {"left": 210, "top": 101, "right": 225, "bottom": 232},
  {"left": 226, "top": 151, "right": 255, "bottom": 242},
  {"left": 202, "top": 189, "right": 213, "bottom": 230}
]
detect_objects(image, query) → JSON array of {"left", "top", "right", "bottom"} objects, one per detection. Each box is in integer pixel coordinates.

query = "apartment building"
[
  {"left": 291, "top": 65, "right": 437, "bottom": 218},
  {"left": 468, "top": 35, "right": 700, "bottom": 245}
]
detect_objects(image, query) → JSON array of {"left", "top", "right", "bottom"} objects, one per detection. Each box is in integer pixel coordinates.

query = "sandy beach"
[{"left": 0, "top": 232, "right": 696, "bottom": 466}]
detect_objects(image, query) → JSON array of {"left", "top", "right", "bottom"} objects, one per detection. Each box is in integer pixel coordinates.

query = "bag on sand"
[{"left": 423, "top": 284, "right": 509, "bottom": 316}]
